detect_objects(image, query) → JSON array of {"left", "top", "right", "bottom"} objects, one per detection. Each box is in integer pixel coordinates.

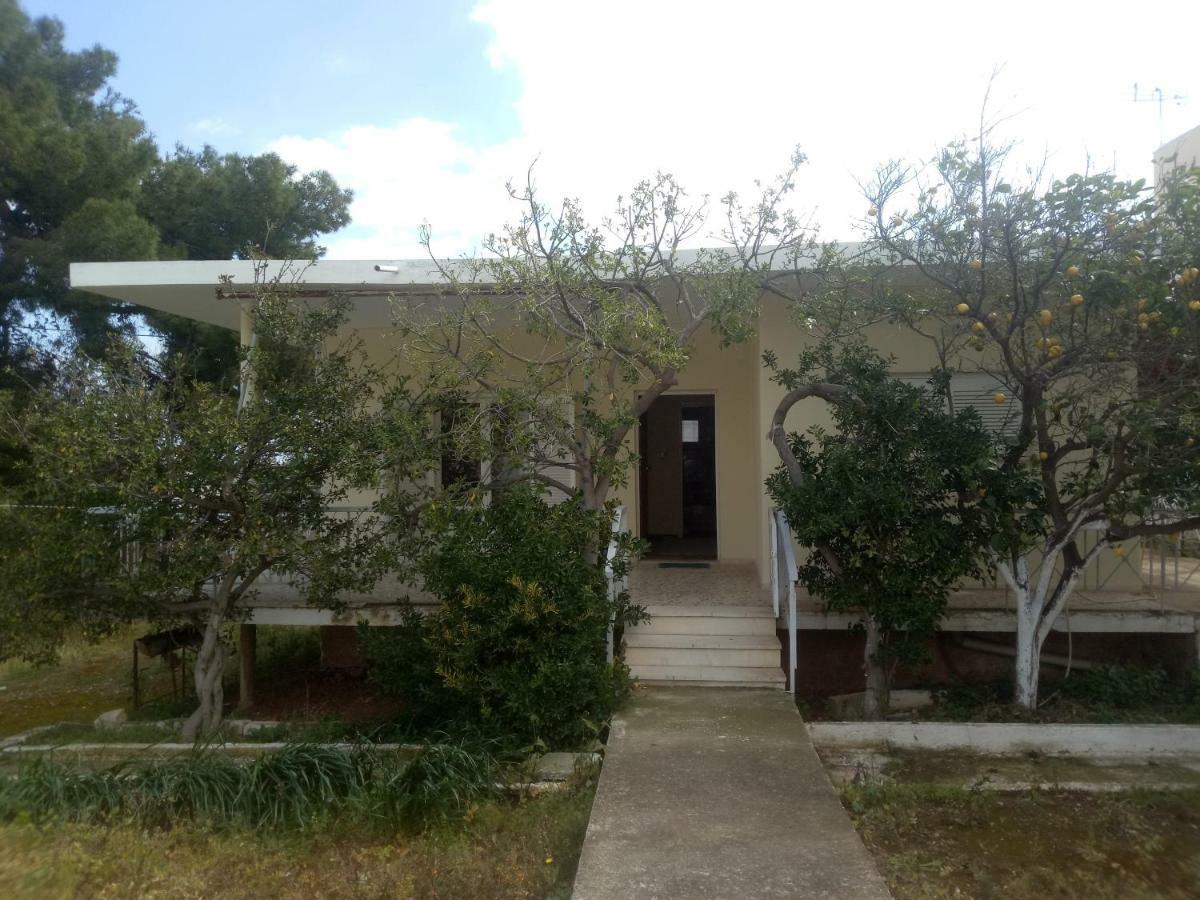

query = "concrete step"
[
  {"left": 624, "top": 633, "right": 780, "bottom": 650},
  {"left": 632, "top": 606, "right": 779, "bottom": 637},
  {"left": 626, "top": 646, "right": 781, "bottom": 668},
  {"left": 630, "top": 664, "right": 787, "bottom": 687}
]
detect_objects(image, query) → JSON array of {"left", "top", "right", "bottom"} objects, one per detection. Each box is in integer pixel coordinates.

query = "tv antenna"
[{"left": 1133, "top": 84, "right": 1187, "bottom": 145}]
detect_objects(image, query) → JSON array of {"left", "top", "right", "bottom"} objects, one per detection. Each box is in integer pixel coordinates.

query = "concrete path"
[{"left": 572, "top": 687, "right": 891, "bottom": 899}]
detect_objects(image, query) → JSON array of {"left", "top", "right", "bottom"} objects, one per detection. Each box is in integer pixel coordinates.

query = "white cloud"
[
  {"left": 269, "top": 0, "right": 1200, "bottom": 260},
  {"left": 189, "top": 116, "right": 239, "bottom": 138}
]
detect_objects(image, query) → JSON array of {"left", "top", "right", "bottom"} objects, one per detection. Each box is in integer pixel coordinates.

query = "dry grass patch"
[
  {"left": 0, "top": 782, "right": 594, "bottom": 899},
  {"left": 844, "top": 783, "right": 1200, "bottom": 899}
]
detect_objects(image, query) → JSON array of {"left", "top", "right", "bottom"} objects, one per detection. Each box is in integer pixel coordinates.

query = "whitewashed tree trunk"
[
  {"left": 1013, "top": 597, "right": 1040, "bottom": 708},
  {"left": 998, "top": 530, "right": 1105, "bottom": 710}
]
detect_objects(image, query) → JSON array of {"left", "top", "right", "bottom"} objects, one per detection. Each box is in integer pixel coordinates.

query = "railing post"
[
  {"left": 604, "top": 506, "right": 625, "bottom": 665},
  {"left": 772, "top": 508, "right": 799, "bottom": 695}
]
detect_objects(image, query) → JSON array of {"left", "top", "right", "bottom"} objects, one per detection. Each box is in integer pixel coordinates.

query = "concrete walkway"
[{"left": 572, "top": 687, "right": 891, "bottom": 899}]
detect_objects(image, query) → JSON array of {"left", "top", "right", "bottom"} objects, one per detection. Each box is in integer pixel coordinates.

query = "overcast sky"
[{"left": 29, "top": 0, "right": 1200, "bottom": 260}]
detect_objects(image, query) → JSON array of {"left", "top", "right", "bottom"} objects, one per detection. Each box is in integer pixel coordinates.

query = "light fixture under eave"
[{"left": 374, "top": 264, "right": 400, "bottom": 273}]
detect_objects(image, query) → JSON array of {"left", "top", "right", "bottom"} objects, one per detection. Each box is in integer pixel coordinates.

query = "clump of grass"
[
  {"left": 0, "top": 738, "right": 500, "bottom": 833},
  {"left": 364, "top": 739, "right": 501, "bottom": 830}
]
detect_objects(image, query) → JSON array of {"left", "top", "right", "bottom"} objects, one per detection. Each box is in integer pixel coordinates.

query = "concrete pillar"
[
  {"left": 238, "top": 301, "right": 256, "bottom": 411},
  {"left": 238, "top": 623, "right": 257, "bottom": 711}
]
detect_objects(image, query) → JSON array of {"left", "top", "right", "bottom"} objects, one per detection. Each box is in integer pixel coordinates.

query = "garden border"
[{"left": 808, "top": 721, "right": 1200, "bottom": 757}]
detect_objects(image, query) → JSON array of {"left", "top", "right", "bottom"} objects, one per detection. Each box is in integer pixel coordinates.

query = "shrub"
[{"left": 363, "top": 488, "right": 642, "bottom": 748}]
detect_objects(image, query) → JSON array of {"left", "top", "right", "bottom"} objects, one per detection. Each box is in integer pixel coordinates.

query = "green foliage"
[
  {"left": 364, "top": 489, "right": 643, "bottom": 748},
  {"left": 403, "top": 158, "right": 815, "bottom": 510},
  {"left": 766, "top": 343, "right": 1017, "bottom": 668},
  {"left": 0, "top": 280, "right": 432, "bottom": 699},
  {"left": 863, "top": 141, "right": 1200, "bottom": 558},
  {"left": 0, "top": 740, "right": 499, "bottom": 833},
  {"left": 0, "top": 0, "right": 352, "bottom": 384},
  {"left": 931, "top": 665, "right": 1200, "bottom": 723}
]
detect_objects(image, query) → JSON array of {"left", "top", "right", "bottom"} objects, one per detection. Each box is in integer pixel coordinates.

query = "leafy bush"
[
  {"left": 0, "top": 740, "right": 499, "bottom": 832},
  {"left": 1058, "top": 665, "right": 1198, "bottom": 710},
  {"left": 363, "top": 488, "right": 643, "bottom": 748},
  {"left": 931, "top": 666, "right": 1200, "bottom": 723}
]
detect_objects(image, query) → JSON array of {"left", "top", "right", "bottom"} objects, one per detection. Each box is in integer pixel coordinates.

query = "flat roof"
[
  {"left": 69, "top": 244, "right": 862, "bottom": 332},
  {"left": 69, "top": 258, "right": 454, "bottom": 330}
]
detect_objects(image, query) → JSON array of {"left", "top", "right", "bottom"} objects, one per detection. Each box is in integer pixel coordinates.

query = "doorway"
[{"left": 638, "top": 394, "right": 717, "bottom": 559}]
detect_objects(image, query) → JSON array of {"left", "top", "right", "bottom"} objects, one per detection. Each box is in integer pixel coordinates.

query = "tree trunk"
[
  {"left": 1013, "top": 593, "right": 1041, "bottom": 710},
  {"left": 862, "top": 616, "right": 888, "bottom": 720},
  {"left": 181, "top": 605, "right": 227, "bottom": 740}
]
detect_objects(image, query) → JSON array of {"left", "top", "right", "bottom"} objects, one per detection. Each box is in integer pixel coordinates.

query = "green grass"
[
  {"left": 0, "top": 779, "right": 596, "bottom": 899},
  {"left": 0, "top": 626, "right": 167, "bottom": 735},
  {"left": 0, "top": 740, "right": 504, "bottom": 832},
  {"left": 843, "top": 782, "right": 1200, "bottom": 899}
]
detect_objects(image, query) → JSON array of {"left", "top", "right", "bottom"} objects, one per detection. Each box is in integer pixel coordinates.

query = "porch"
[{"left": 620, "top": 542, "right": 1200, "bottom": 693}]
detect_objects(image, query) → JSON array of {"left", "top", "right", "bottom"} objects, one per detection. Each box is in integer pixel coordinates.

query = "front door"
[{"left": 638, "top": 395, "right": 717, "bottom": 559}]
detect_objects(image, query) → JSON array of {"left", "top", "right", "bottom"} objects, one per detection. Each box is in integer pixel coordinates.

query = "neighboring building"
[
  {"left": 1154, "top": 123, "right": 1200, "bottom": 185},
  {"left": 70, "top": 259, "right": 1200, "bottom": 694}
]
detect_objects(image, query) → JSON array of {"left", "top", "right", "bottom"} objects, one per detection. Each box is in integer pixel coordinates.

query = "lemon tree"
[{"left": 861, "top": 135, "right": 1200, "bottom": 708}]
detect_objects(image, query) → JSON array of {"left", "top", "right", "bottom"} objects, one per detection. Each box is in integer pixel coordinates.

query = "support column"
[
  {"left": 238, "top": 301, "right": 256, "bottom": 410},
  {"left": 238, "top": 623, "right": 257, "bottom": 711}
]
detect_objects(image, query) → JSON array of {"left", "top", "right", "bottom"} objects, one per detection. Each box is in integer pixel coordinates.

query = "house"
[{"left": 69, "top": 258, "right": 1200, "bottom": 696}]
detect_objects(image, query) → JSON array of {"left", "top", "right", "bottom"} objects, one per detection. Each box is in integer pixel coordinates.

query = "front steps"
[{"left": 625, "top": 605, "right": 785, "bottom": 688}]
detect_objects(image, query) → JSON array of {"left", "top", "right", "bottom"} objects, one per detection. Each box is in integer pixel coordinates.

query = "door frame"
[{"left": 634, "top": 389, "right": 720, "bottom": 559}]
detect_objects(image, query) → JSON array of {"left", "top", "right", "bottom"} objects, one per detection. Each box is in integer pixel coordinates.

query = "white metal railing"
[
  {"left": 768, "top": 507, "right": 798, "bottom": 694},
  {"left": 258, "top": 506, "right": 378, "bottom": 586},
  {"left": 604, "top": 506, "right": 627, "bottom": 664}
]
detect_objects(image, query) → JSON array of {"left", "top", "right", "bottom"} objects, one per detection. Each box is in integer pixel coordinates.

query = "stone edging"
[{"left": 808, "top": 721, "right": 1200, "bottom": 757}]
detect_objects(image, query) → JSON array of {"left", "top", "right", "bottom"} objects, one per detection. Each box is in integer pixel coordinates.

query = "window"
[{"left": 897, "top": 372, "right": 1016, "bottom": 437}]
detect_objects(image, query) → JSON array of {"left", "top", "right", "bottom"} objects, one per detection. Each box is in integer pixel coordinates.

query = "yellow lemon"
[
  {"left": 956, "top": 302, "right": 971, "bottom": 314},
  {"left": 969, "top": 259, "right": 983, "bottom": 271},
  {"left": 1113, "top": 546, "right": 1124, "bottom": 556},
  {"left": 1048, "top": 345, "right": 1064, "bottom": 358},
  {"left": 1039, "top": 451, "right": 1049, "bottom": 461},
  {"left": 1039, "top": 309, "right": 1053, "bottom": 326},
  {"left": 972, "top": 321, "right": 986, "bottom": 333},
  {"left": 993, "top": 392, "right": 1007, "bottom": 405},
  {"left": 1070, "top": 293, "right": 1084, "bottom": 306},
  {"left": 867, "top": 206, "right": 878, "bottom": 217},
  {"left": 1186, "top": 437, "right": 1196, "bottom": 448},
  {"left": 1138, "top": 312, "right": 1150, "bottom": 324},
  {"left": 1137, "top": 298, "right": 1149, "bottom": 311},
  {"left": 1066, "top": 265, "right": 1081, "bottom": 277},
  {"left": 1190, "top": 300, "right": 1200, "bottom": 312}
]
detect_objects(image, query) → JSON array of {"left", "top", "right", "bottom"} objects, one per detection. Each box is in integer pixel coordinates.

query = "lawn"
[
  {"left": 0, "top": 627, "right": 163, "bottom": 736},
  {"left": 844, "top": 783, "right": 1200, "bottom": 899},
  {"left": 0, "top": 781, "right": 595, "bottom": 899}
]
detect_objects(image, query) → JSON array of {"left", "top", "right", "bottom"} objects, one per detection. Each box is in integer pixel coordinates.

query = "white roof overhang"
[{"left": 69, "top": 259, "right": 458, "bottom": 331}]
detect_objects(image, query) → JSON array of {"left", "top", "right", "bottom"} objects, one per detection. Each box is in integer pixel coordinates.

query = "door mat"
[{"left": 657, "top": 562, "right": 711, "bottom": 569}]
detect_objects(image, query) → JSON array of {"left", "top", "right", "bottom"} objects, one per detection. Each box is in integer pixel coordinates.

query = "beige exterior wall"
[
  {"left": 610, "top": 327, "right": 762, "bottom": 564},
  {"left": 338, "top": 296, "right": 1144, "bottom": 593}
]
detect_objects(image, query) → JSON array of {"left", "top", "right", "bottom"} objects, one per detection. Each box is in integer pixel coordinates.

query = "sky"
[{"left": 26, "top": 0, "right": 1200, "bottom": 260}]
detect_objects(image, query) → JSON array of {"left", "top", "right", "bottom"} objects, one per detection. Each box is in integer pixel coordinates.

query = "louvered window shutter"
[{"left": 896, "top": 372, "right": 1016, "bottom": 437}]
